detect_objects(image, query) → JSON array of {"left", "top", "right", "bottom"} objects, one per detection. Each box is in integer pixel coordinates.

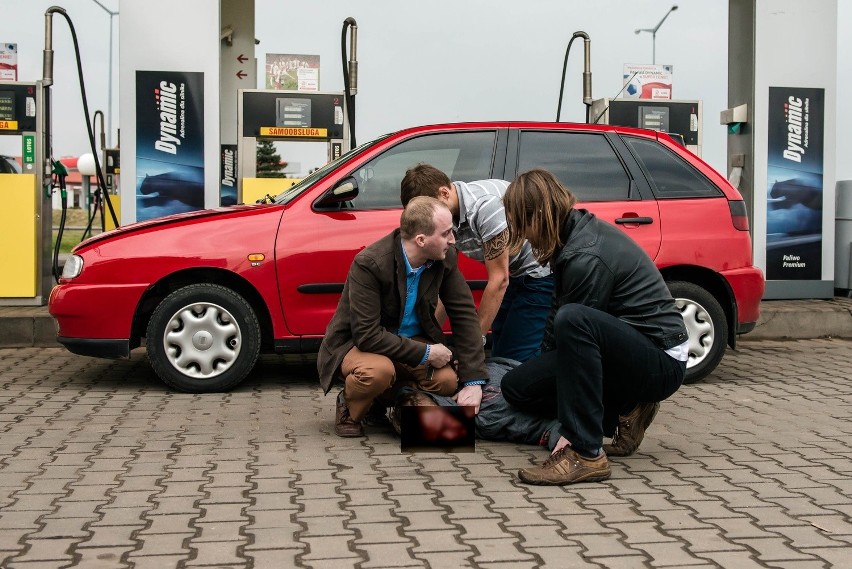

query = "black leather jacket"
[{"left": 541, "top": 209, "right": 688, "bottom": 352}]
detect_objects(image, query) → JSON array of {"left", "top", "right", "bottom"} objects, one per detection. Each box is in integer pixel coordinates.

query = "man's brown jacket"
[{"left": 317, "top": 229, "right": 488, "bottom": 394}]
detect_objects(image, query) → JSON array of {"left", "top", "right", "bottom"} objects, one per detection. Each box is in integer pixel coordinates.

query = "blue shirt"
[
  {"left": 398, "top": 245, "right": 486, "bottom": 385},
  {"left": 398, "top": 245, "right": 433, "bottom": 363}
]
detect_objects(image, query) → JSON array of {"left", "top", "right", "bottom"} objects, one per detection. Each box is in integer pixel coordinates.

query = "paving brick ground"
[{"left": 0, "top": 339, "right": 850, "bottom": 568}]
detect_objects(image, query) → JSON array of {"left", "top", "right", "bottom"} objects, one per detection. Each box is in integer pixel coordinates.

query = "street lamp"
[
  {"left": 634, "top": 5, "right": 678, "bottom": 64},
  {"left": 88, "top": 0, "right": 118, "bottom": 148}
]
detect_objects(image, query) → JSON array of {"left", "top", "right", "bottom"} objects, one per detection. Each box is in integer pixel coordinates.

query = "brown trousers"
[{"left": 340, "top": 345, "right": 458, "bottom": 421}]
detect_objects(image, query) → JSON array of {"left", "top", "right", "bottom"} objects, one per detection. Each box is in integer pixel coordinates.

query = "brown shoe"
[
  {"left": 518, "top": 447, "right": 611, "bottom": 485},
  {"left": 335, "top": 390, "right": 364, "bottom": 437},
  {"left": 603, "top": 402, "right": 660, "bottom": 457}
]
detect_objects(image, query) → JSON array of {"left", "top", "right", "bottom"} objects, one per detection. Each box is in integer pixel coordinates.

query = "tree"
[{"left": 256, "top": 139, "right": 287, "bottom": 178}]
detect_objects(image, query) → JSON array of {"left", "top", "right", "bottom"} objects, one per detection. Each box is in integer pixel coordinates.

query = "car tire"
[
  {"left": 666, "top": 281, "right": 728, "bottom": 384},
  {"left": 146, "top": 283, "right": 261, "bottom": 393}
]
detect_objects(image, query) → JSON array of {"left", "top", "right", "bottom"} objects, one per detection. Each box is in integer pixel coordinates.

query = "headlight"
[{"left": 61, "top": 254, "right": 84, "bottom": 279}]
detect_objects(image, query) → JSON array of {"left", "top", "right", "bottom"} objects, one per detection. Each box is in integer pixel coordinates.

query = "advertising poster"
[
  {"left": 622, "top": 64, "right": 673, "bottom": 100},
  {"left": 265, "top": 54, "right": 320, "bottom": 92},
  {"left": 220, "top": 144, "right": 237, "bottom": 206},
  {"left": 0, "top": 43, "right": 17, "bottom": 81},
  {"left": 135, "top": 71, "right": 204, "bottom": 221},
  {"left": 765, "top": 87, "right": 824, "bottom": 280}
]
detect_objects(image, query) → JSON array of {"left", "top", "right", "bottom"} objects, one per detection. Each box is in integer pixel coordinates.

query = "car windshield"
[{"left": 273, "top": 135, "right": 390, "bottom": 205}]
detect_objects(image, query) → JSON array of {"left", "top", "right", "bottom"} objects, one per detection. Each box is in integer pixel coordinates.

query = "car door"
[
  {"left": 276, "top": 129, "right": 503, "bottom": 337},
  {"left": 509, "top": 129, "right": 662, "bottom": 260}
]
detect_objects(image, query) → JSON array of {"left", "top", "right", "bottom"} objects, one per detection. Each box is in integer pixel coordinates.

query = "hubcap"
[
  {"left": 675, "top": 297, "right": 714, "bottom": 369},
  {"left": 162, "top": 302, "right": 241, "bottom": 379}
]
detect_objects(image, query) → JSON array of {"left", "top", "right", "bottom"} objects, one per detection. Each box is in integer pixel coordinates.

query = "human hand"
[
  {"left": 452, "top": 384, "right": 482, "bottom": 415},
  {"left": 427, "top": 343, "right": 453, "bottom": 368}
]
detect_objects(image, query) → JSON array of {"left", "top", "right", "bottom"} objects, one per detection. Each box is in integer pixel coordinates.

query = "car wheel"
[
  {"left": 146, "top": 283, "right": 261, "bottom": 393},
  {"left": 666, "top": 281, "right": 728, "bottom": 384}
]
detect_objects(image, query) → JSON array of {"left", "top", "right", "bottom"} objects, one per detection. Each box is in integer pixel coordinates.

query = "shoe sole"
[
  {"left": 517, "top": 467, "right": 611, "bottom": 486},
  {"left": 334, "top": 428, "right": 364, "bottom": 437}
]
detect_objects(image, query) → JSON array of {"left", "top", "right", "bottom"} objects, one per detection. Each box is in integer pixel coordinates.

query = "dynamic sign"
[
  {"left": 765, "top": 87, "right": 825, "bottom": 281},
  {"left": 135, "top": 71, "right": 205, "bottom": 222}
]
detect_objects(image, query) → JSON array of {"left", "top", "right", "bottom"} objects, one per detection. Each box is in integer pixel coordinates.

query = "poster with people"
[
  {"left": 265, "top": 54, "right": 320, "bottom": 92},
  {"left": 765, "top": 87, "right": 825, "bottom": 281},
  {"left": 135, "top": 71, "right": 205, "bottom": 222}
]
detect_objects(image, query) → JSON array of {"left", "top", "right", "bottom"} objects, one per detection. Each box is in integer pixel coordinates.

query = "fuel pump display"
[
  {"left": 0, "top": 84, "right": 39, "bottom": 174},
  {"left": 0, "top": 86, "right": 37, "bottom": 133},
  {"left": 0, "top": 90, "right": 19, "bottom": 127}
]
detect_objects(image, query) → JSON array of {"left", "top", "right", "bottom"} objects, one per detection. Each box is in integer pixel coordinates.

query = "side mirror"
[{"left": 316, "top": 176, "right": 359, "bottom": 207}]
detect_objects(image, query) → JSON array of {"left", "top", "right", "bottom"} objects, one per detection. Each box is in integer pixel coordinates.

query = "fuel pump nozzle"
[
  {"left": 345, "top": 17, "right": 358, "bottom": 96},
  {"left": 578, "top": 32, "right": 593, "bottom": 116},
  {"left": 93, "top": 110, "right": 106, "bottom": 151},
  {"left": 43, "top": 6, "right": 68, "bottom": 88},
  {"left": 556, "top": 31, "right": 593, "bottom": 123},
  {"left": 342, "top": 17, "right": 358, "bottom": 149}
]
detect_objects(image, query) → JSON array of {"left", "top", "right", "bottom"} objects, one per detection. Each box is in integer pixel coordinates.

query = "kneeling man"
[{"left": 318, "top": 197, "right": 488, "bottom": 436}]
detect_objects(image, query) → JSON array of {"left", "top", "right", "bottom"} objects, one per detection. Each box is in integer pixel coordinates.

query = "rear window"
[
  {"left": 517, "top": 131, "right": 632, "bottom": 202},
  {"left": 622, "top": 136, "right": 722, "bottom": 199}
]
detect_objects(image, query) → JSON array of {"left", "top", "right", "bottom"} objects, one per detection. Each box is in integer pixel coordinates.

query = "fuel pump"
[
  {"left": 0, "top": 6, "right": 120, "bottom": 305},
  {"left": 0, "top": 81, "right": 51, "bottom": 305},
  {"left": 237, "top": 90, "right": 350, "bottom": 204},
  {"left": 236, "top": 17, "right": 358, "bottom": 204}
]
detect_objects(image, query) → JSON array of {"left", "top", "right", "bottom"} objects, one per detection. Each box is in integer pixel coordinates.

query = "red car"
[{"left": 49, "top": 122, "right": 764, "bottom": 392}]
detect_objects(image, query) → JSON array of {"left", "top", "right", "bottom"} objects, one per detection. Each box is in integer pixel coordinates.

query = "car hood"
[{"left": 73, "top": 204, "right": 281, "bottom": 251}]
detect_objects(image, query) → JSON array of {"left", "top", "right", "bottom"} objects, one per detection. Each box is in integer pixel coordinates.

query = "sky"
[{"left": 1, "top": 0, "right": 850, "bottom": 181}]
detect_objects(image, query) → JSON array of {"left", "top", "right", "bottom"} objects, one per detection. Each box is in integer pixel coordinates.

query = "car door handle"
[{"left": 615, "top": 216, "right": 653, "bottom": 225}]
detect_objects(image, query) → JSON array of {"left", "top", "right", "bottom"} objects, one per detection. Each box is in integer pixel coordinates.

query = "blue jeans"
[{"left": 490, "top": 273, "right": 554, "bottom": 363}]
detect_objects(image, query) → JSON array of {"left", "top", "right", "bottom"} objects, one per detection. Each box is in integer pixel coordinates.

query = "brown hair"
[
  {"left": 400, "top": 164, "right": 452, "bottom": 206},
  {"left": 504, "top": 169, "right": 577, "bottom": 265},
  {"left": 400, "top": 196, "right": 448, "bottom": 240}
]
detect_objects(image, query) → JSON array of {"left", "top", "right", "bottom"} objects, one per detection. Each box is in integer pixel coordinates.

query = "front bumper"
[{"left": 49, "top": 282, "right": 149, "bottom": 343}]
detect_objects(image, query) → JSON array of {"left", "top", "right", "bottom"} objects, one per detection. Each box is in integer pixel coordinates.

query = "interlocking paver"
[
  {"left": 243, "top": 527, "right": 305, "bottom": 550},
  {"left": 245, "top": 548, "right": 303, "bottom": 568},
  {"left": 7, "top": 537, "right": 77, "bottom": 563},
  {"left": 358, "top": 543, "right": 424, "bottom": 568},
  {"left": 465, "top": 536, "right": 538, "bottom": 562},
  {"left": 73, "top": 546, "right": 134, "bottom": 568},
  {"left": 454, "top": 517, "right": 510, "bottom": 540},
  {"left": 297, "top": 534, "right": 361, "bottom": 561},
  {"left": 346, "top": 505, "right": 400, "bottom": 525}
]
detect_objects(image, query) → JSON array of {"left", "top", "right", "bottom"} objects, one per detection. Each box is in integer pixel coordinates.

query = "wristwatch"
[{"left": 482, "top": 334, "right": 487, "bottom": 346}]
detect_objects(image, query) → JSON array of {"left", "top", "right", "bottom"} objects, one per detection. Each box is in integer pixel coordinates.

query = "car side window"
[
  {"left": 622, "top": 136, "right": 722, "bottom": 198},
  {"left": 348, "top": 132, "right": 497, "bottom": 209},
  {"left": 517, "top": 131, "right": 631, "bottom": 201}
]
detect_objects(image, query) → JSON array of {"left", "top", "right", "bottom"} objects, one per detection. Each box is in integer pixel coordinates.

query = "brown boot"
[
  {"left": 518, "top": 447, "right": 611, "bottom": 486},
  {"left": 603, "top": 402, "right": 660, "bottom": 457},
  {"left": 335, "top": 390, "right": 364, "bottom": 437}
]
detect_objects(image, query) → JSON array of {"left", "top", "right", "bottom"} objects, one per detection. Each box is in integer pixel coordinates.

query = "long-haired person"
[{"left": 501, "top": 169, "right": 688, "bottom": 486}]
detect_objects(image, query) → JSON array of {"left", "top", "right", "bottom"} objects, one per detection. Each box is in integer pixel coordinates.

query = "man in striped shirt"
[{"left": 401, "top": 164, "right": 554, "bottom": 362}]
